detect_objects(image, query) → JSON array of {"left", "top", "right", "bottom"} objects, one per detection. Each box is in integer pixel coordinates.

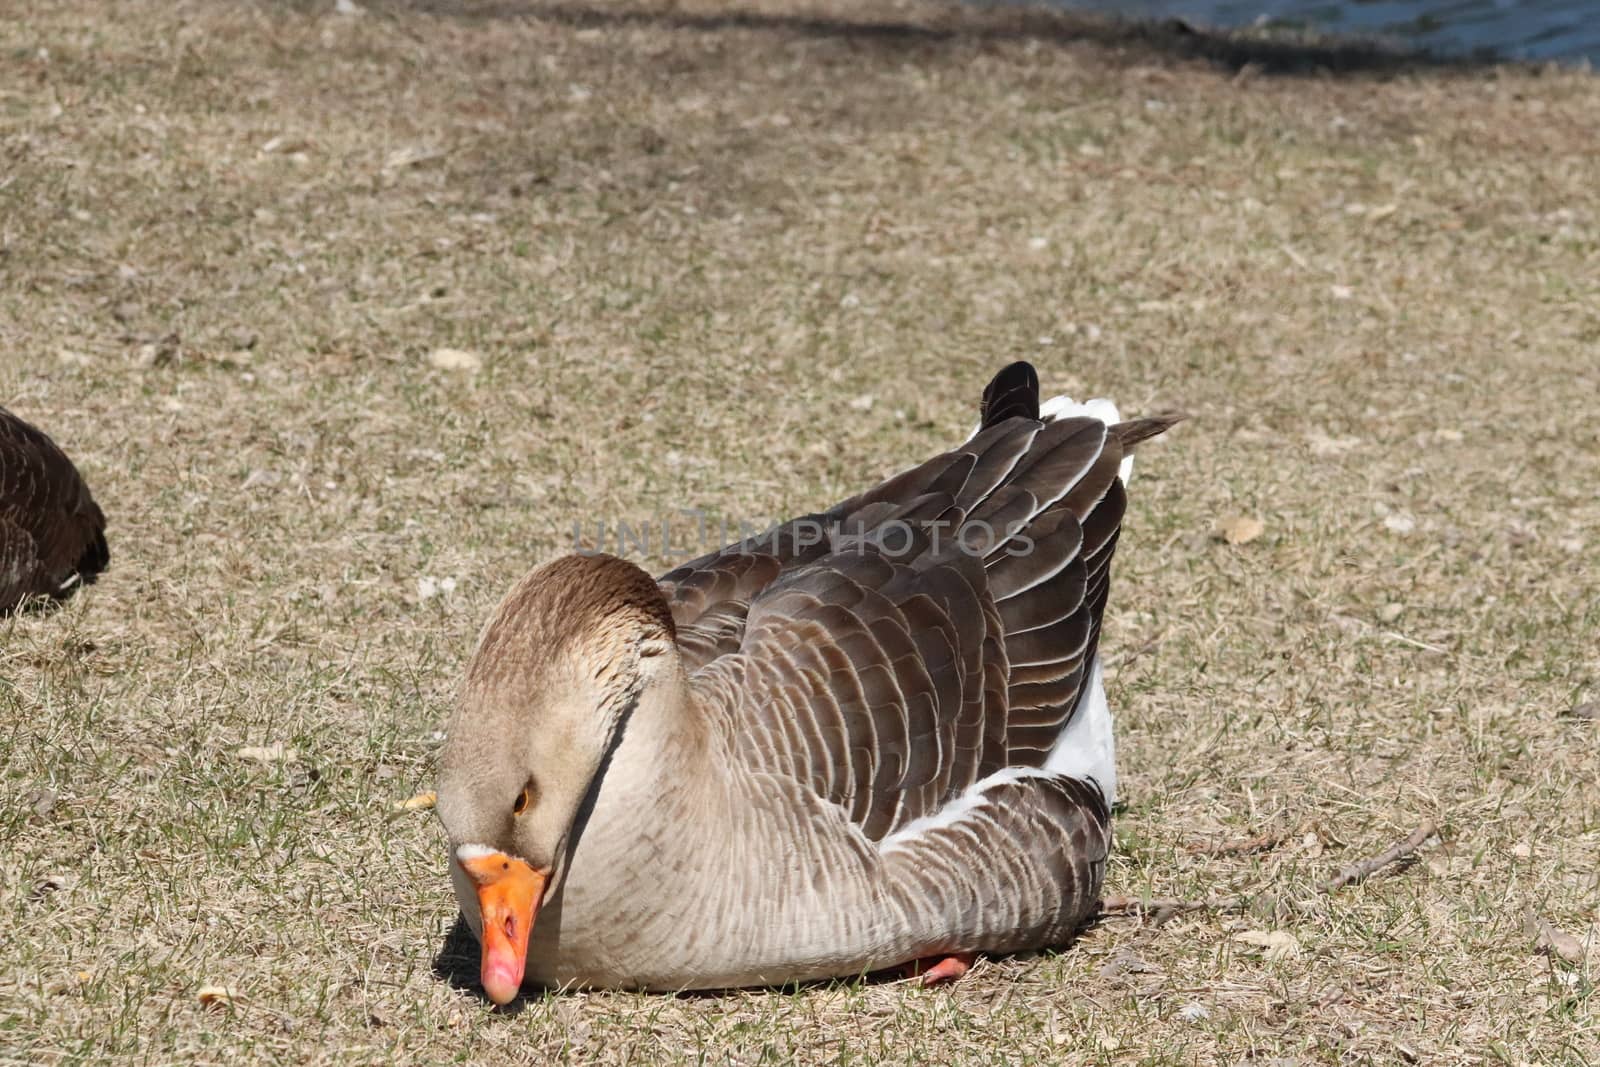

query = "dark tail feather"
[
  {"left": 979, "top": 361, "right": 1040, "bottom": 428},
  {"left": 1111, "top": 412, "right": 1187, "bottom": 451}
]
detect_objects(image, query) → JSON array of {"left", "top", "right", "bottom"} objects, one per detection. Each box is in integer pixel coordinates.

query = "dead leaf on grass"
[
  {"left": 28, "top": 788, "right": 57, "bottom": 819},
  {"left": 236, "top": 743, "right": 297, "bottom": 764},
  {"left": 384, "top": 144, "right": 446, "bottom": 171},
  {"left": 32, "top": 873, "right": 73, "bottom": 899},
  {"left": 1529, "top": 916, "right": 1585, "bottom": 964},
  {"left": 1097, "top": 948, "right": 1162, "bottom": 979},
  {"left": 1383, "top": 512, "right": 1417, "bottom": 536},
  {"left": 1561, "top": 701, "right": 1598, "bottom": 721},
  {"left": 1232, "top": 929, "right": 1302, "bottom": 960},
  {"left": 426, "top": 348, "right": 482, "bottom": 372},
  {"left": 197, "top": 984, "right": 240, "bottom": 1010},
  {"left": 393, "top": 791, "right": 437, "bottom": 813},
  {"left": 1214, "top": 515, "right": 1264, "bottom": 545},
  {"left": 241, "top": 468, "right": 281, "bottom": 491},
  {"left": 259, "top": 135, "right": 313, "bottom": 156}
]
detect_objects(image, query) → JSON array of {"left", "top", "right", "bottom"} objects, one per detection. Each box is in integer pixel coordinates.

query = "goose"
[
  {"left": 437, "top": 361, "right": 1180, "bottom": 999},
  {"left": 0, "top": 407, "right": 109, "bottom": 613}
]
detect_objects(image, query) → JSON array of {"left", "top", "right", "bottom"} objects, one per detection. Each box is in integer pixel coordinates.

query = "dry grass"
[{"left": 2, "top": 0, "right": 1598, "bottom": 1062}]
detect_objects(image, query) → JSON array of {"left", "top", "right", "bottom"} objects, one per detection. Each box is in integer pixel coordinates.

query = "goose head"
[{"left": 436, "top": 553, "right": 679, "bottom": 1004}]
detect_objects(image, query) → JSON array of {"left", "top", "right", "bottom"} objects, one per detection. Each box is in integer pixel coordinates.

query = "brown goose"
[
  {"left": 0, "top": 407, "right": 109, "bottom": 612},
  {"left": 438, "top": 361, "right": 1180, "bottom": 998}
]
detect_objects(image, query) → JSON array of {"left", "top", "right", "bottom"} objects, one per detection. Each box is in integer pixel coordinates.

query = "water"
[{"left": 1051, "top": 0, "right": 1600, "bottom": 63}]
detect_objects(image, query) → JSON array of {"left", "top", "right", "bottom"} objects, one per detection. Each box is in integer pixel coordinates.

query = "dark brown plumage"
[
  {"left": 0, "top": 407, "right": 109, "bottom": 612},
  {"left": 660, "top": 364, "right": 1184, "bottom": 840}
]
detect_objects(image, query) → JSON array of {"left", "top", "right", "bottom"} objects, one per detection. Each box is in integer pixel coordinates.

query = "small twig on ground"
[
  {"left": 1318, "top": 820, "right": 1438, "bottom": 893},
  {"left": 1101, "top": 820, "right": 1441, "bottom": 927},
  {"left": 1107, "top": 635, "right": 1164, "bottom": 670},
  {"left": 1184, "top": 830, "right": 1289, "bottom": 856}
]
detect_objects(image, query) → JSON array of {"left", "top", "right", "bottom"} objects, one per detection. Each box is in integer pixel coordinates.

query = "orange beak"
[{"left": 459, "top": 852, "right": 548, "bottom": 1005}]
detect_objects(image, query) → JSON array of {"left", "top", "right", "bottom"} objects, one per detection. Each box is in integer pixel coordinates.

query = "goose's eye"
[{"left": 512, "top": 782, "right": 535, "bottom": 816}]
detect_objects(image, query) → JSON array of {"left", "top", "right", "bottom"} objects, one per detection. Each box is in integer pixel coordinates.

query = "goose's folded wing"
[
  {"left": 673, "top": 408, "right": 1179, "bottom": 832},
  {"left": 657, "top": 517, "right": 830, "bottom": 669},
  {"left": 690, "top": 545, "right": 1006, "bottom": 841},
  {"left": 0, "top": 516, "right": 42, "bottom": 607},
  {"left": 657, "top": 418, "right": 1050, "bottom": 669}
]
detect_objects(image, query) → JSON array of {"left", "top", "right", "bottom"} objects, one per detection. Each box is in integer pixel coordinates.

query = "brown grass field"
[{"left": 2, "top": 0, "right": 1597, "bottom": 1062}]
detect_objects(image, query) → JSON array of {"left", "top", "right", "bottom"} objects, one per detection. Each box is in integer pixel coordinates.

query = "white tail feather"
[
  {"left": 1037, "top": 394, "right": 1126, "bottom": 804},
  {"left": 968, "top": 393, "right": 1136, "bottom": 484},
  {"left": 1038, "top": 394, "right": 1134, "bottom": 483},
  {"left": 1042, "top": 658, "right": 1117, "bottom": 804},
  {"left": 960, "top": 384, "right": 1127, "bottom": 805}
]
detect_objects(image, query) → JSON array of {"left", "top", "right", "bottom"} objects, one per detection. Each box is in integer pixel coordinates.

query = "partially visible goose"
[
  {"left": 438, "top": 361, "right": 1180, "bottom": 999},
  {"left": 0, "top": 407, "right": 109, "bottom": 612}
]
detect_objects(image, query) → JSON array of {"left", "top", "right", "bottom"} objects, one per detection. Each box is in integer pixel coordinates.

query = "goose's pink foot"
[{"left": 903, "top": 952, "right": 977, "bottom": 986}]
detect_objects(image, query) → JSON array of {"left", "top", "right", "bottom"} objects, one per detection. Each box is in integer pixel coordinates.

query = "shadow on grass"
[
  {"left": 371, "top": 0, "right": 1510, "bottom": 78},
  {"left": 434, "top": 908, "right": 1095, "bottom": 1007},
  {"left": 432, "top": 913, "right": 484, "bottom": 990}
]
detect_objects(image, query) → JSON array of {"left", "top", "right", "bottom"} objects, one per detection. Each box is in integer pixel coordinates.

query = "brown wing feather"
[
  {"left": 700, "top": 546, "right": 998, "bottom": 840},
  {"left": 0, "top": 408, "right": 109, "bottom": 611},
  {"left": 672, "top": 367, "right": 1180, "bottom": 837}
]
